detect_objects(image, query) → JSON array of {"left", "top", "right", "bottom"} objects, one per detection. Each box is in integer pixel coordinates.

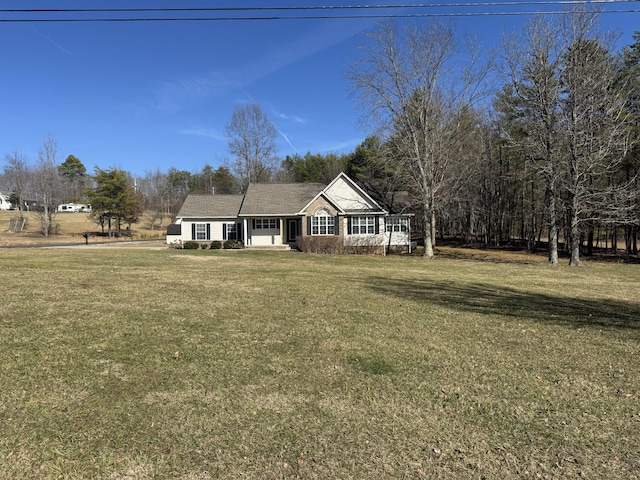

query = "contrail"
[
  {"left": 237, "top": 83, "right": 255, "bottom": 103},
  {"left": 25, "top": 21, "right": 72, "bottom": 54},
  {"left": 11, "top": 11, "right": 72, "bottom": 54},
  {"left": 237, "top": 84, "right": 299, "bottom": 153},
  {"left": 277, "top": 128, "right": 299, "bottom": 154}
]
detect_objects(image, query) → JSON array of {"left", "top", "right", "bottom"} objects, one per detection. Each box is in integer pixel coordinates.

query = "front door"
[{"left": 287, "top": 219, "right": 299, "bottom": 243}]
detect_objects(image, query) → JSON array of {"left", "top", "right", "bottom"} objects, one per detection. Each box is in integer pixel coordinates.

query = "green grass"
[{"left": 0, "top": 247, "right": 638, "bottom": 479}]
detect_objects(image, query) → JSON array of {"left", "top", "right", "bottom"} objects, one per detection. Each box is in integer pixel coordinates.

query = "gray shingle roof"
[
  {"left": 239, "top": 182, "right": 326, "bottom": 216},
  {"left": 177, "top": 194, "right": 244, "bottom": 218}
]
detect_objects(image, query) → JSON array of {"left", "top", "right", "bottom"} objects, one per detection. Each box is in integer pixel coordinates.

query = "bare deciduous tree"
[
  {"left": 559, "top": 14, "right": 635, "bottom": 265},
  {"left": 2, "top": 151, "right": 30, "bottom": 218},
  {"left": 139, "top": 169, "right": 171, "bottom": 229},
  {"left": 225, "top": 103, "right": 279, "bottom": 191},
  {"left": 34, "top": 134, "right": 62, "bottom": 237},
  {"left": 500, "top": 16, "right": 564, "bottom": 264},
  {"left": 347, "top": 21, "right": 493, "bottom": 258}
]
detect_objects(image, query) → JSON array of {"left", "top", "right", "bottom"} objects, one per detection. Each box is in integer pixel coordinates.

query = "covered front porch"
[{"left": 242, "top": 216, "right": 302, "bottom": 249}]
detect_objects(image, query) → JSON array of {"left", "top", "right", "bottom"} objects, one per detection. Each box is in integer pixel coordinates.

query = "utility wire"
[
  {"left": 1, "top": 12, "right": 639, "bottom": 23},
  {"left": 1, "top": 0, "right": 639, "bottom": 13},
  {"left": 1, "top": 1, "right": 638, "bottom": 22}
]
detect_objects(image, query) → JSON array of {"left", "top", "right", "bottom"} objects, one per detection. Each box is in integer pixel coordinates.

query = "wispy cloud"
[
  {"left": 279, "top": 137, "right": 363, "bottom": 156},
  {"left": 315, "top": 137, "right": 364, "bottom": 154},
  {"left": 152, "top": 19, "right": 368, "bottom": 112},
  {"left": 115, "top": 100, "right": 156, "bottom": 119},
  {"left": 153, "top": 69, "right": 241, "bottom": 112},
  {"left": 178, "top": 127, "right": 226, "bottom": 142},
  {"left": 272, "top": 110, "right": 306, "bottom": 124}
]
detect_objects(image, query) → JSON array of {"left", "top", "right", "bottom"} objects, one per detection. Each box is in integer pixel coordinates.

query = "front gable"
[
  {"left": 301, "top": 172, "right": 386, "bottom": 215},
  {"left": 299, "top": 192, "right": 342, "bottom": 217}
]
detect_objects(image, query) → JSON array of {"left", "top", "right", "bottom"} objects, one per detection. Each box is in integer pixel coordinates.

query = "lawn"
[{"left": 0, "top": 247, "right": 638, "bottom": 479}]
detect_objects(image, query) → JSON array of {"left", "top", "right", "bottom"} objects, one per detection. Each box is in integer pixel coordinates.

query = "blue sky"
[{"left": 1, "top": 2, "right": 638, "bottom": 177}]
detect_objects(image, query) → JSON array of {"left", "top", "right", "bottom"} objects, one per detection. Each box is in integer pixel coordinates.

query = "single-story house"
[{"left": 167, "top": 172, "right": 413, "bottom": 253}]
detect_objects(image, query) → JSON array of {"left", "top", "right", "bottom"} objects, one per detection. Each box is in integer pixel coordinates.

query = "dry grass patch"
[
  {"left": 0, "top": 248, "right": 638, "bottom": 478},
  {"left": 0, "top": 210, "right": 166, "bottom": 245}
]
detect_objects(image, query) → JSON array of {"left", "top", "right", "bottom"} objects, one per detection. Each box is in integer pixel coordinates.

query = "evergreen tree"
[{"left": 86, "top": 167, "right": 142, "bottom": 237}]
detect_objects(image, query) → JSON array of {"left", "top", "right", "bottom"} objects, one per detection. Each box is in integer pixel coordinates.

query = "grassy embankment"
[{"left": 0, "top": 246, "right": 638, "bottom": 479}]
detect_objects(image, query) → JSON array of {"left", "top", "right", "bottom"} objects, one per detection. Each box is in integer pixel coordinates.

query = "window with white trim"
[
  {"left": 351, "top": 216, "right": 376, "bottom": 234},
  {"left": 311, "top": 208, "right": 335, "bottom": 235},
  {"left": 195, "top": 223, "right": 208, "bottom": 240},
  {"left": 386, "top": 217, "right": 408, "bottom": 232},
  {"left": 254, "top": 218, "right": 278, "bottom": 230}
]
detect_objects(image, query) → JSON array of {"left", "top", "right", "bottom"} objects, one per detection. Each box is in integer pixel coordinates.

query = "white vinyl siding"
[{"left": 250, "top": 218, "right": 282, "bottom": 246}]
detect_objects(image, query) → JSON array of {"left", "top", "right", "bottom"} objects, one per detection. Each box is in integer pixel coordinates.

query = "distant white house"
[
  {"left": 0, "top": 192, "right": 12, "bottom": 210},
  {"left": 57, "top": 203, "right": 91, "bottom": 213}
]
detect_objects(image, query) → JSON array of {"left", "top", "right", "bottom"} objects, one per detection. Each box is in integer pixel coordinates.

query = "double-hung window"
[
  {"left": 386, "top": 217, "right": 408, "bottom": 232},
  {"left": 351, "top": 216, "right": 376, "bottom": 234},
  {"left": 311, "top": 208, "right": 335, "bottom": 235},
  {"left": 193, "top": 223, "right": 210, "bottom": 240}
]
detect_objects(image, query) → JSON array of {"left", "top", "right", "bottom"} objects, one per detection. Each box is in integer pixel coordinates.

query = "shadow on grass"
[{"left": 368, "top": 277, "right": 640, "bottom": 331}]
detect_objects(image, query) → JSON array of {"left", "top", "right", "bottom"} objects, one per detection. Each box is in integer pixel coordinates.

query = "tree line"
[
  {"left": 348, "top": 10, "right": 639, "bottom": 264},
  {"left": 1, "top": 136, "right": 144, "bottom": 237},
  {"left": 0, "top": 129, "right": 388, "bottom": 237},
  {"left": 2, "top": 7, "right": 638, "bottom": 262}
]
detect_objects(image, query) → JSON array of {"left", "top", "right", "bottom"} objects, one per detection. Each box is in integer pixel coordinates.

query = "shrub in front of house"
[
  {"left": 223, "top": 240, "right": 244, "bottom": 249},
  {"left": 296, "top": 236, "right": 385, "bottom": 255},
  {"left": 182, "top": 241, "right": 200, "bottom": 250},
  {"left": 210, "top": 241, "right": 222, "bottom": 249},
  {"left": 296, "top": 236, "right": 347, "bottom": 254}
]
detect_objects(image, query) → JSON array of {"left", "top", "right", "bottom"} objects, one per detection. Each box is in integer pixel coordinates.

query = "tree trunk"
[
  {"left": 43, "top": 204, "right": 50, "bottom": 238},
  {"left": 568, "top": 192, "right": 581, "bottom": 266},
  {"left": 546, "top": 161, "right": 558, "bottom": 265},
  {"left": 422, "top": 210, "right": 435, "bottom": 258},
  {"left": 422, "top": 190, "right": 435, "bottom": 258},
  {"left": 430, "top": 208, "right": 437, "bottom": 249},
  {"left": 586, "top": 225, "right": 594, "bottom": 256},
  {"left": 548, "top": 203, "right": 558, "bottom": 265}
]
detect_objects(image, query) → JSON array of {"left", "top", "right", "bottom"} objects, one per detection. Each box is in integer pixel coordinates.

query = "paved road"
[{"left": 0, "top": 239, "right": 166, "bottom": 249}]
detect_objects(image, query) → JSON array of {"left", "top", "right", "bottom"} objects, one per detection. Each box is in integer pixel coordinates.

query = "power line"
[
  {"left": 1, "top": 1, "right": 639, "bottom": 13},
  {"left": 1, "top": 1, "right": 637, "bottom": 22},
  {"left": 1, "top": 11, "right": 639, "bottom": 23}
]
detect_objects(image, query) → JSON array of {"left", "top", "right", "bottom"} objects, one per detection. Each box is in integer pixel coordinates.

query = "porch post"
[{"left": 244, "top": 218, "right": 249, "bottom": 246}]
